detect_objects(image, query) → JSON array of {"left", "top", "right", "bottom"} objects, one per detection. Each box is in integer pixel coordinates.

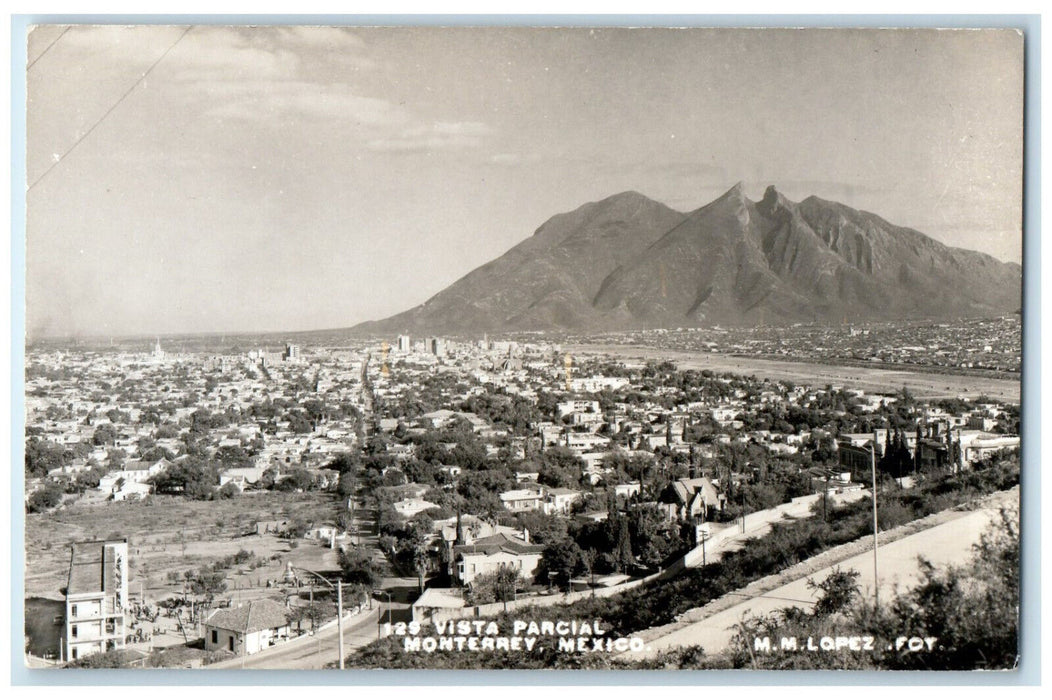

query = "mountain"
[
  {"left": 354, "top": 191, "right": 685, "bottom": 333},
  {"left": 354, "top": 184, "right": 1021, "bottom": 333}
]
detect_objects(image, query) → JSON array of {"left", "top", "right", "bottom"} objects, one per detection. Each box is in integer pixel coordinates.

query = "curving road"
[
  {"left": 207, "top": 607, "right": 381, "bottom": 670},
  {"left": 622, "top": 506, "right": 1003, "bottom": 660}
]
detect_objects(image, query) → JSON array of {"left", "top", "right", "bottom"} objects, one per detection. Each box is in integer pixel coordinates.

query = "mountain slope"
[
  {"left": 354, "top": 191, "right": 685, "bottom": 333},
  {"left": 355, "top": 184, "right": 1021, "bottom": 333}
]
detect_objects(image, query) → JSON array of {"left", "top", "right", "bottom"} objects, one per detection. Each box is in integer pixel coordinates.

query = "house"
[
  {"left": 544, "top": 487, "right": 583, "bottom": 515},
  {"left": 411, "top": 587, "right": 465, "bottom": 623},
  {"left": 960, "top": 433, "right": 1019, "bottom": 465},
  {"left": 219, "top": 465, "right": 268, "bottom": 490},
  {"left": 64, "top": 539, "right": 128, "bottom": 662},
  {"left": 97, "top": 458, "right": 170, "bottom": 494},
  {"left": 613, "top": 482, "right": 641, "bottom": 499},
  {"left": 203, "top": 598, "right": 292, "bottom": 656},
  {"left": 111, "top": 481, "right": 151, "bottom": 502},
  {"left": 659, "top": 477, "right": 725, "bottom": 522},
  {"left": 393, "top": 498, "right": 439, "bottom": 519},
  {"left": 499, "top": 487, "right": 545, "bottom": 513},
  {"left": 453, "top": 533, "right": 545, "bottom": 585}
]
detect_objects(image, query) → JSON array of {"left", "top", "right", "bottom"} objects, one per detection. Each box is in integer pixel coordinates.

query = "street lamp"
[
  {"left": 288, "top": 564, "right": 347, "bottom": 669},
  {"left": 373, "top": 589, "right": 392, "bottom": 640}
]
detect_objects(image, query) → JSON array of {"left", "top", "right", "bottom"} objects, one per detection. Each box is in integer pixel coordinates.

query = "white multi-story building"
[{"left": 64, "top": 539, "right": 128, "bottom": 662}]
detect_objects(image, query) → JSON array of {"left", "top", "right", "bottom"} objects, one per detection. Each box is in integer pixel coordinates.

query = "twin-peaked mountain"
[{"left": 354, "top": 184, "right": 1021, "bottom": 333}]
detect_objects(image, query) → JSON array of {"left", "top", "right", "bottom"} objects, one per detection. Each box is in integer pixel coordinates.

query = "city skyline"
[{"left": 25, "top": 26, "right": 1023, "bottom": 338}]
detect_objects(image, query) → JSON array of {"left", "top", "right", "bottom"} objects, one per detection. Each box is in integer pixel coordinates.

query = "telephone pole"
[{"left": 870, "top": 436, "right": 880, "bottom": 609}]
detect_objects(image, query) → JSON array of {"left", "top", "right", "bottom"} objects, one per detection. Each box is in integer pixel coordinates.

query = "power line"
[
  {"left": 27, "top": 25, "right": 71, "bottom": 70},
  {"left": 28, "top": 25, "right": 193, "bottom": 192}
]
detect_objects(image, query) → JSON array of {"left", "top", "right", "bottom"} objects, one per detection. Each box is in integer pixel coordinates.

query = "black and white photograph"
[{"left": 20, "top": 23, "right": 1025, "bottom": 673}]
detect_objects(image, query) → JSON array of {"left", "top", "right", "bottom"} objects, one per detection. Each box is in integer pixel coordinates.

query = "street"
[
  {"left": 623, "top": 506, "right": 1001, "bottom": 660},
  {"left": 207, "top": 607, "right": 381, "bottom": 670}
]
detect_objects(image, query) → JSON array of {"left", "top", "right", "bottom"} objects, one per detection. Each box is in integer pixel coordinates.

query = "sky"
[{"left": 24, "top": 25, "right": 1024, "bottom": 338}]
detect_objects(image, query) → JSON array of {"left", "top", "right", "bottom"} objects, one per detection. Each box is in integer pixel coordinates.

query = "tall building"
[
  {"left": 64, "top": 539, "right": 128, "bottom": 662},
  {"left": 284, "top": 343, "right": 301, "bottom": 362},
  {"left": 397, "top": 334, "right": 411, "bottom": 352}
]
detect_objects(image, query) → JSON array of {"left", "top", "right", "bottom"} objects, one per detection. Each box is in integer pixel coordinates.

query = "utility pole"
[
  {"left": 336, "top": 582, "right": 345, "bottom": 670},
  {"left": 870, "top": 437, "right": 880, "bottom": 610}
]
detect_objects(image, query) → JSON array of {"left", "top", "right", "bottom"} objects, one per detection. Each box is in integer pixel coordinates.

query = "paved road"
[
  {"left": 666, "top": 490, "right": 866, "bottom": 576},
  {"left": 625, "top": 507, "right": 1000, "bottom": 659},
  {"left": 208, "top": 607, "right": 381, "bottom": 670}
]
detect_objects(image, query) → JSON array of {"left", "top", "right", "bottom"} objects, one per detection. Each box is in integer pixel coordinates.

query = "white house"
[{"left": 203, "top": 598, "right": 291, "bottom": 656}]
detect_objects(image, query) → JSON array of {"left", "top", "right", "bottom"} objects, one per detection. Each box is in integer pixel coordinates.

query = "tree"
[
  {"left": 808, "top": 567, "right": 860, "bottom": 616},
  {"left": 274, "top": 468, "right": 313, "bottom": 492},
  {"left": 537, "top": 538, "right": 584, "bottom": 586},
  {"left": 216, "top": 482, "right": 241, "bottom": 499},
  {"left": 27, "top": 482, "right": 64, "bottom": 513},
  {"left": 25, "top": 438, "right": 71, "bottom": 478},
  {"left": 339, "top": 547, "right": 381, "bottom": 589},
  {"left": 190, "top": 570, "right": 228, "bottom": 607},
  {"left": 92, "top": 423, "right": 118, "bottom": 446},
  {"left": 466, "top": 566, "right": 525, "bottom": 608},
  {"left": 406, "top": 533, "right": 431, "bottom": 594}
]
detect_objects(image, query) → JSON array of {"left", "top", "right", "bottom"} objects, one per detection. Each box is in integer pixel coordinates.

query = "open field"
[
  {"left": 25, "top": 492, "right": 344, "bottom": 604},
  {"left": 569, "top": 344, "right": 1020, "bottom": 402}
]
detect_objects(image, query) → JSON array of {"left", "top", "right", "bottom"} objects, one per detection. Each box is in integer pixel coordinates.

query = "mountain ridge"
[{"left": 352, "top": 185, "right": 1020, "bottom": 334}]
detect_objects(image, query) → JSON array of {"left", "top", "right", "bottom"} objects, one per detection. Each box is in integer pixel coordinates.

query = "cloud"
[
  {"left": 196, "top": 80, "right": 409, "bottom": 126},
  {"left": 488, "top": 152, "right": 544, "bottom": 166},
  {"left": 365, "top": 121, "right": 495, "bottom": 153}
]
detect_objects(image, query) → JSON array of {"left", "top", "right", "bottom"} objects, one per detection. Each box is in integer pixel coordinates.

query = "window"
[
  {"left": 228, "top": 636, "right": 235, "bottom": 652},
  {"left": 71, "top": 625, "right": 78, "bottom": 638},
  {"left": 70, "top": 604, "right": 78, "bottom": 618},
  {"left": 212, "top": 630, "right": 218, "bottom": 644}
]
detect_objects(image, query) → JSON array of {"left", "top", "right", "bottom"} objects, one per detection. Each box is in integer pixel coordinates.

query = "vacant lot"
[
  {"left": 25, "top": 492, "right": 343, "bottom": 604},
  {"left": 570, "top": 344, "right": 1020, "bottom": 402}
]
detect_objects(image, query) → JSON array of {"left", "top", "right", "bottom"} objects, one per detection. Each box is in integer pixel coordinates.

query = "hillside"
[{"left": 354, "top": 184, "right": 1021, "bottom": 333}]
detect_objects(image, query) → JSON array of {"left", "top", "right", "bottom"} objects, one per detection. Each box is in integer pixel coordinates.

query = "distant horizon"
[
  {"left": 25, "top": 306, "right": 1021, "bottom": 344},
  {"left": 25, "top": 26, "right": 1023, "bottom": 338}
]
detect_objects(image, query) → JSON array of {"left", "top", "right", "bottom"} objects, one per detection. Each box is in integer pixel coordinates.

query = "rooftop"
[
  {"left": 204, "top": 598, "right": 289, "bottom": 634},
  {"left": 66, "top": 539, "right": 125, "bottom": 596}
]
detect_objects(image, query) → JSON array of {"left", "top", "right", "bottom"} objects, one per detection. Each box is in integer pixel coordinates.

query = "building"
[
  {"left": 499, "top": 487, "right": 545, "bottom": 513},
  {"left": 836, "top": 431, "right": 896, "bottom": 478},
  {"left": 659, "top": 477, "right": 725, "bottom": 522},
  {"left": 411, "top": 587, "right": 465, "bottom": 623},
  {"left": 98, "top": 458, "right": 170, "bottom": 496},
  {"left": 453, "top": 533, "right": 545, "bottom": 585},
  {"left": 959, "top": 432, "right": 1020, "bottom": 465},
  {"left": 397, "top": 335, "right": 411, "bottom": 353},
  {"left": 284, "top": 343, "right": 301, "bottom": 363},
  {"left": 203, "top": 598, "right": 292, "bottom": 656},
  {"left": 393, "top": 497, "right": 440, "bottom": 519},
  {"left": 64, "top": 539, "right": 128, "bottom": 662},
  {"left": 544, "top": 487, "right": 583, "bottom": 515}
]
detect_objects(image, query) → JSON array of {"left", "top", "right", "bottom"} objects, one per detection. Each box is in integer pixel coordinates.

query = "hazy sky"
[{"left": 25, "top": 26, "right": 1024, "bottom": 338}]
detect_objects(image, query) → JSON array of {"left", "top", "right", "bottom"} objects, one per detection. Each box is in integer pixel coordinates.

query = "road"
[
  {"left": 207, "top": 607, "right": 381, "bottom": 670},
  {"left": 666, "top": 490, "right": 867, "bottom": 576},
  {"left": 623, "top": 506, "right": 1001, "bottom": 660}
]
